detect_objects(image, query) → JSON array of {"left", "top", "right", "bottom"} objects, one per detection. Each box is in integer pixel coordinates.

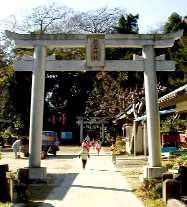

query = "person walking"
[
  {"left": 81, "top": 140, "right": 90, "bottom": 152},
  {"left": 79, "top": 147, "right": 90, "bottom": 169},
  {"left": 95, "top": 140, "right": 101, "bottom": 155},
  {"left": 85, "top": 134, "right": 90, "bottom": 142},
  {"left": 110, "top": 142, "right": 117, "bottom": 165},
  {"left": 12, "top": 139, "right": 21, "bottom": 159},
  {"left": 91, "top": 139, "right": 95, "bottom": 150}
]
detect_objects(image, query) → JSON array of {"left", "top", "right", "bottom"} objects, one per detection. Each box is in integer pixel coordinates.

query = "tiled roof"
[{"left": 159, "top": 84, "right": 187, "bottom": 106}]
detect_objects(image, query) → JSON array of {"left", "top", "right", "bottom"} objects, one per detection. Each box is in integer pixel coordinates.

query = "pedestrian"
[
  {"left": 12, "top": 139, "right": 21, "bottom": 159},
  {"left": 110, "top": 142, "right": 117, "bottom": 165},
  {"left": 81, "top": 140, "right": 90, "bottom": 152},
  {"left": 79, "top": 147, "right": 90, "bottom": 169},
  {"left": 85, "top": 134, "right": 90, "bottom": 142},
  {"left": 95, "top": 140, "right": 101, "bottom": 155},
  {"left": 91, "top": 139, "right": 95, "bottom": 150}
]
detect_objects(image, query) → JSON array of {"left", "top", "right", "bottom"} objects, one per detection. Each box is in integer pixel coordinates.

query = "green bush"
[
  {"left": 163, "top": 155, "right": 187, "bottom": 171},
  {"left": 136, "top": 179, "right": 166, "bottom": 206},
  {"left": 144, "top": 199, "right": 165, "bottom": 207},
  {"left": 163, "top": 160, "right": 175, "bottom": 170},
  {"left": 137, "top": 179, "right": 163, "bottom": 199},
  {"left": 161, "top": 115, "right": 186, "bottom": 133},
  {"left": 113, "top": 136, "right": 127, "bottom": 155},
  {"left": 175, "top": 155, "right": 187, "bottom": 166},
  {"left": 152, "top": 183, "right": 163, "bottom": 199},
  {"left": 0, "top": 203, "right": 12, "bottom": 207}
]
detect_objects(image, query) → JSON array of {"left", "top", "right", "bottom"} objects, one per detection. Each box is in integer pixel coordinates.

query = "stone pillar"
[
  {"left": 143, "top": 45, "right": 163, "bottom": 178},
  {"left": 101, "top": 123, "right": 105, "bottom": 142},
  {"left": 163, "top": 179, "right": 181, "bottom": 202},
  {"left": 80, "top": 117, "right": 84, "bottom": 142},
  {"left": 143, "top": 122, "right": 147, "bottom": 158},
  {"left": 29, "top": 45, "right": 46, "bottom": 168},
  {"left": 133, "top": 120, "right": 137, "bottom": 156}
]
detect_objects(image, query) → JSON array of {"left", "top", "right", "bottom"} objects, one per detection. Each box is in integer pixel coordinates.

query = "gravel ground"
[{"left": 116, "top": 155, "right": 148, "bottom": 190}]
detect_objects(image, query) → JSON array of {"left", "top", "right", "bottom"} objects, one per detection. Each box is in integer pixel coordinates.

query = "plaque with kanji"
[{"left": 86, "top": 34, "right": 105, "bottom": 67}]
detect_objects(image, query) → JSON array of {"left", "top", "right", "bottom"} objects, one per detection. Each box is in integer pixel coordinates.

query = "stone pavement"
[
  {"left": 40, "top": 149, "right": 144, "bottom": 207},
  {"left": 0, "top": 147, "right": 144, "bottom": 206}
]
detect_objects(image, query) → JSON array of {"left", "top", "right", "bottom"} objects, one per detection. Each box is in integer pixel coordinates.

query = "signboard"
[
  {"left": 61, "top": 132, "right": 72, "bottom": 140},
  {"left": 86, "top": 34, "right": 105, "bottom": 67}
]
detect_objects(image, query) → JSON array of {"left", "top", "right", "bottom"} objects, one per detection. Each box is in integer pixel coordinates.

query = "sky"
[{"left": 0, "top": 0, "right": 186, "bottom": 33}]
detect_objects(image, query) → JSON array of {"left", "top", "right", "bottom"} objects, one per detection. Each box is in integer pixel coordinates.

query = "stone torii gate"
[
  {"left": 6, "top": 30, "right": 182, "bottom": 180},
  {"left": 76, "top": 116, "right": 109, "bottom": 141}
]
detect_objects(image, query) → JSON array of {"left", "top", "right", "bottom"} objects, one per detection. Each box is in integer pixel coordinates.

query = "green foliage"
[
  {"left": 136, "top": 179, "right": 166, "bottom": 206},
  {"left": 85, "top": 71, "right": 121, "bottom": 118},
  {"left": 137, "top": 180, "right": 162, "bottom": 200},
  {"left": 0, "top": 203, "right": 12, "bottom": 207},
  {"left": 175, "top": 155, "right": 187, "bottom": 166},
  {"left": 163, "top": 160, "right": 175, "bottom": 170},
  {"left": 163, "top": 155, "right": 187, "bottom": 171},
  {"left": 161, "top": 115, "right": 186, "bottom": 133},
  {"left": 0, "top": 48, "right": 26, "bottom": 139},
  {"left": 144, "top": 199, "right": 165, "bottom": 207},
  {"left": 0, "top": 48, "right": 22, "bottom": 139},
  {"left": 113, "top": 14, "right": 139, "bottom": 34},
  {"left": 112, "top": 136, "right": 126, "bottom": 155},
  {"left": 168, "top": 35, "right": 187, "bottom": 86},
  {"left": 164, "top": 12, "right": 183, "bottom": 33},
  {"left": 54, "top": 48, "right": 85, "bottom": 60},
  {"left": 163, "top": 13, "right": 187, "bottom": 87}
]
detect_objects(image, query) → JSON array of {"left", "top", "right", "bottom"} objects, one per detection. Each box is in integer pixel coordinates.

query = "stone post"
[
  {"left": 143, "top": 45, "right": 163, "bottom": 178},
  {"left": 29, "top": 45, "right": 46, "bottom": 168},
  {"left": 80, "top": 117, "right": 84, "bottom": 142},
  {"left": 101, "top": 123, "right": 105, "bottom": 142},
  {"left": 143, "top": 122, "right": 147, "bottom": 158},
  {"left": 163, "top": 179, "right": 181, "bottom": 202}
]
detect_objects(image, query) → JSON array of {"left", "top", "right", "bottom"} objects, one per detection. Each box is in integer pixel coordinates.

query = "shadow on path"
[
  {"left": 28, "top": 201, "right": 55, "bottom": 207},
  {"left": 47, "top": 155, "right": 78, "bottom": 159},
  {"left": 30, "top": 173, "right": 78, "bottom": 201},
  {"left": 71, "top": 184, "right": 134, "bottom": 192}
]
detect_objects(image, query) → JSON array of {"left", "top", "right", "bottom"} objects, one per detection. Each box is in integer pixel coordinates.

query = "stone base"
[
  {"left": 142, "top": 166, "right": 166, "bottom": 179},
  {"left": 28, "top": 167, "right": 47, "bottom": 182}
]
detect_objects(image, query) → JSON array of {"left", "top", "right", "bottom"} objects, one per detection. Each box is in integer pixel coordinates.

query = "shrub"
[
  {"left": 163, "top": 160, "right": 175, "bottom": 170},
  {"left": 136, "top": 179, "right": 163, "bottom": 199},
  {"left": 113, "top": 136, "right": 127, "bottom": 155},
  {"left": 161, "top": 115, "right": 186, "bottom": 133},
  {"left": 0, "top": 203, "right": 12, "bottom": 207},
  {"left": 176, "top": 155, "right": 187, "bottom": 166}
]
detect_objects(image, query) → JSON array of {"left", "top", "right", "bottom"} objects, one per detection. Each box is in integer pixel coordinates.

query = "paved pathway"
[
  {"left": 0, "top": 147, "right": 144, "bottom": 206},
  {"left": 40, "top": 149, "right": 144, "bottom": 207}
]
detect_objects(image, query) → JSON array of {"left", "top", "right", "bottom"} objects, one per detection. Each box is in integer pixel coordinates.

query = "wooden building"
[{"left": 159, "top": 84, "right": 187, "bottom": 113}]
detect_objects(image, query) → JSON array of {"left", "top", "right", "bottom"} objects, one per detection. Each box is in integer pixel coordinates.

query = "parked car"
[
  {"left": 19, "top": 131, "right": 60, "bottom": 158},
  {"left": 42, "top": 131, "right": 60, "bottom": 156}
]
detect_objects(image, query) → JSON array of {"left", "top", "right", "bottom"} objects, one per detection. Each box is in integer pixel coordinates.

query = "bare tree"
[
  {"left": 1, "top": 3, "right": 74, "bottom": 34},
  {"left": 69, "top": 7, "right": 126, "bottom": 33},
  {"left": 20, "top": 3, "right": 74, "bottom": 34}
]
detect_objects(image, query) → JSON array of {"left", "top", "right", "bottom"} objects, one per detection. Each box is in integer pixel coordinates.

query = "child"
[
  {"left": 79, "top": 147, "right": 90, "bottom": 169},
  {"left": 81, "top": 140, "right": 90, "bottom": 152},
  {"left": 91, "top": 139, "right": 95, "bottom": 150},
  {"left": 110, "top": 142, "right": 117, "bottom": 165},
  {"left": 95, "top": 140, "right": 101, "bottom": 155}
]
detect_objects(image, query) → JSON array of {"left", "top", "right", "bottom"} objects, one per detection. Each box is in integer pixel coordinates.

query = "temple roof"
[{"left": 159, "top": 84, "right": 187, "bottom": 108}]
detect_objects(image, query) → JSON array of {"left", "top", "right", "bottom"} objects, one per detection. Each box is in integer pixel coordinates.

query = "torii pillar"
[
  {"left": 29, "top": 46, "right": 46, "bottom": 168},
  {"left": 142, "top": 45, "right": 162, "bottom": 178}
]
